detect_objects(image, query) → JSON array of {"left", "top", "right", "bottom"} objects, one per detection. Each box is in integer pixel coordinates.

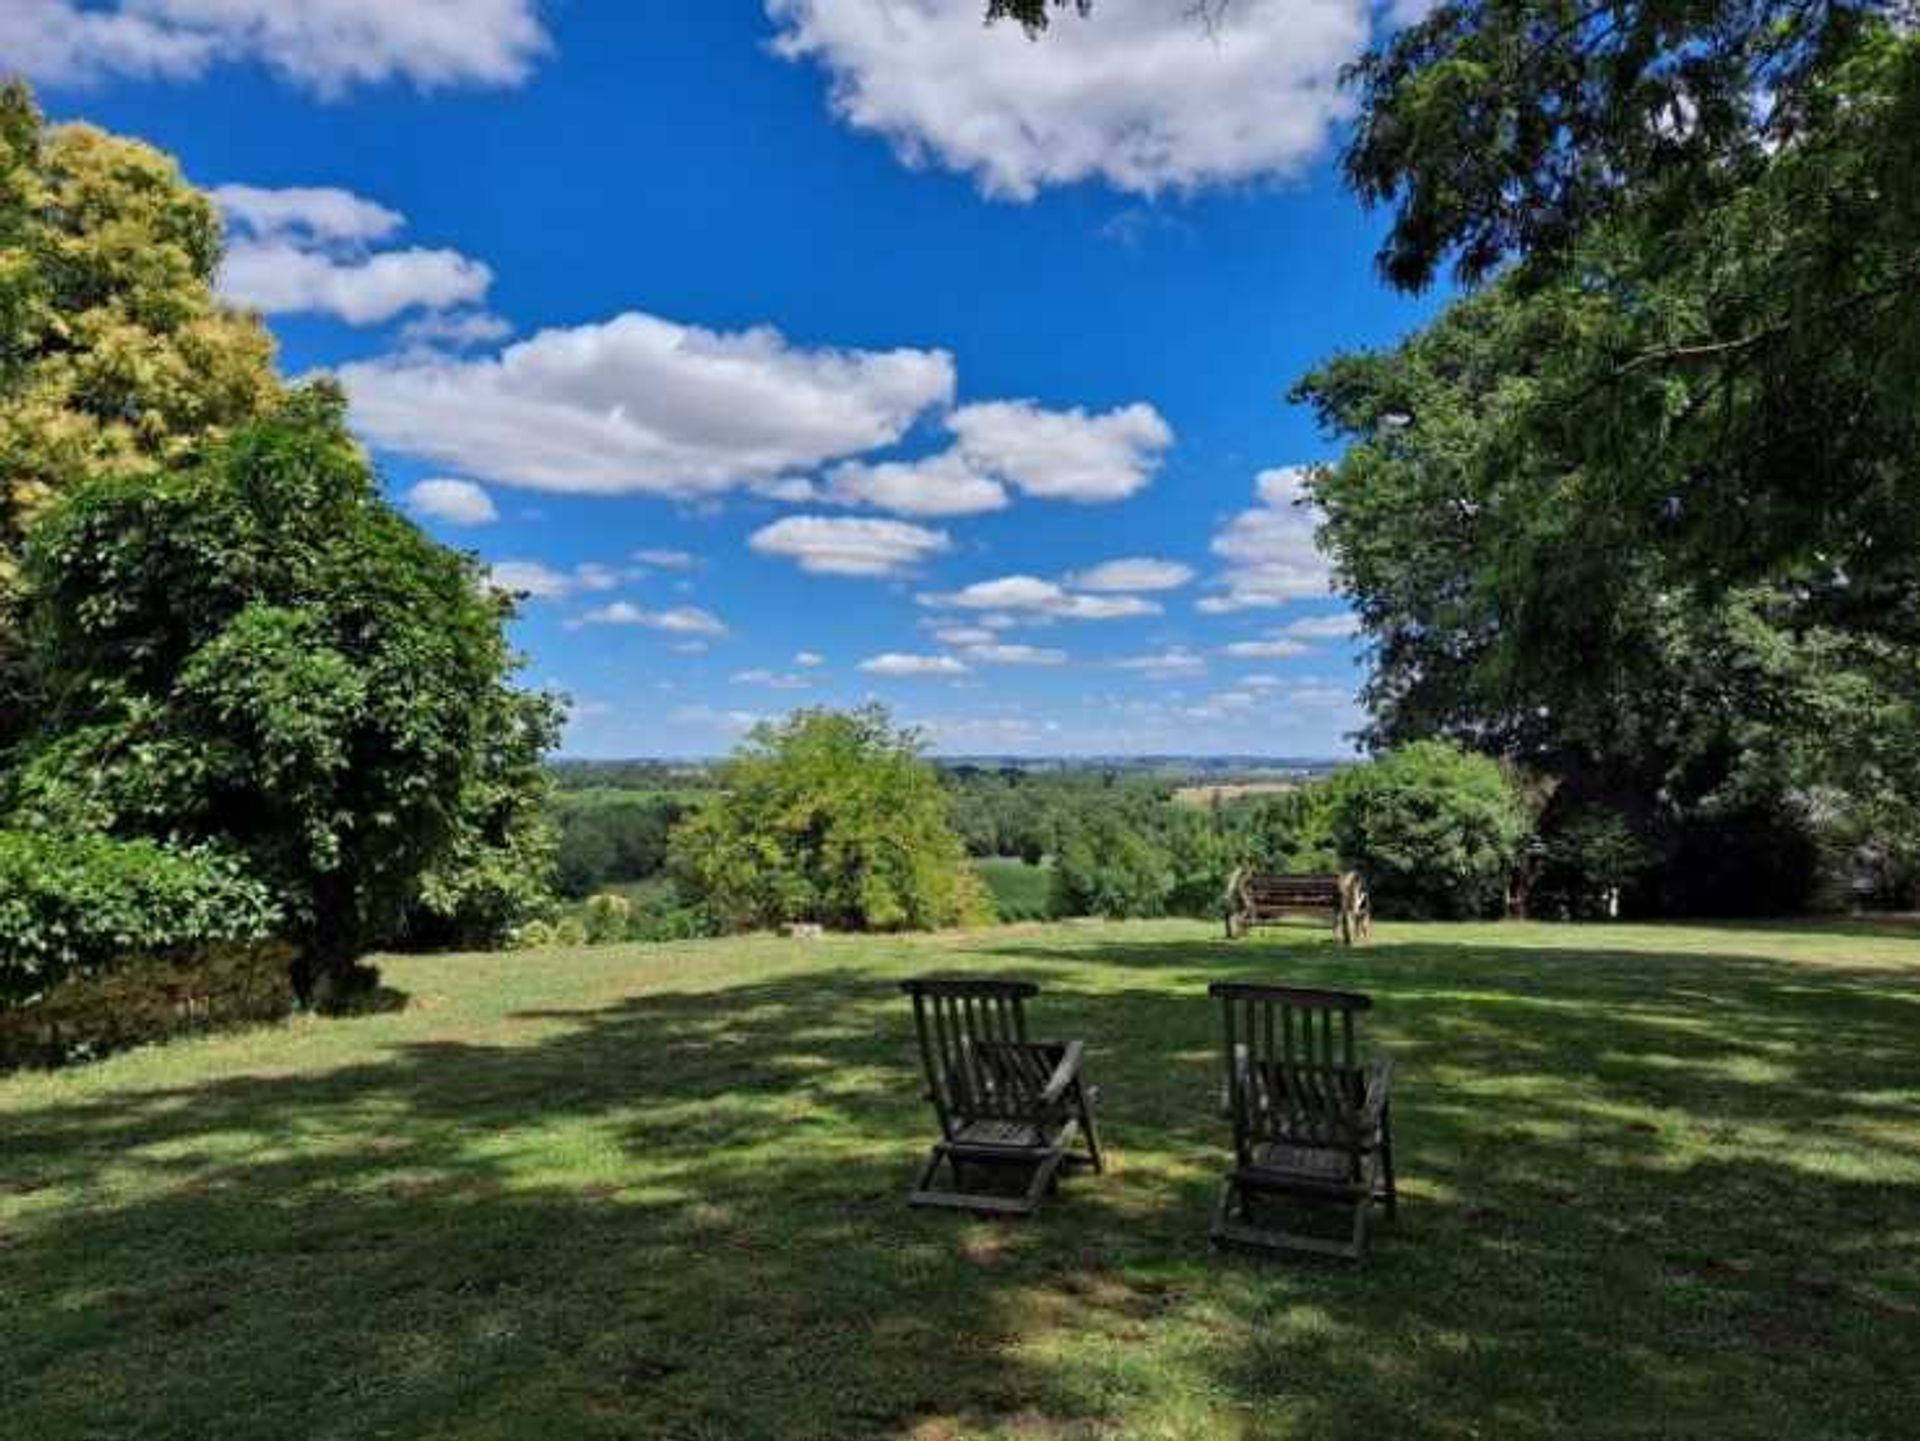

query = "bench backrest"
[
  {"left": 1244, "top": 874, "right": 1343, "bottom": 906},
  {"left": 1211, "top": 981, "right": 1371, "bottom": 1151}
]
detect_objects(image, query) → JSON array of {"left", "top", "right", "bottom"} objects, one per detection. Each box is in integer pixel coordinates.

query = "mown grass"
[{"left": 5, "top": 918, "right": 1919, "bottom": 1439}]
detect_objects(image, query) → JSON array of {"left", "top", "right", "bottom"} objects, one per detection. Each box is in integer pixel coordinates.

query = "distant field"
[
  {"left": 972, "top": 856, "right": 1053, "bottom": 921},
  {"left": 1171, "top": 780, "right": 1299, "bottom": 807}
]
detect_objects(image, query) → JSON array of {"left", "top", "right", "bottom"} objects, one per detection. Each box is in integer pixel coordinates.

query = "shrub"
[
  {"left": 583, "top": 892, "right": 633, "bottom": 944},
  {"left": 1536, "top": 807, "right": 1657, "bottom": 919},
  {"left": 0, "top": 939, "right": 297, "bottom": 1070},
  {"left": 1327, "top": 741, "right": 1530, "bottom": 919},
  {"left": 0, "top": 830, "right": 281, "bottom": 1004}
]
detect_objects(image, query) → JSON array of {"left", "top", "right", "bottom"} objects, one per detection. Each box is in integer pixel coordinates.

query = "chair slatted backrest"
[
  {"left": 901, "top": 977, "right": 1040, "bottom": 1135},
  {"left": 1211, "top": 982, "right": 1371, "bottom": 1153}
]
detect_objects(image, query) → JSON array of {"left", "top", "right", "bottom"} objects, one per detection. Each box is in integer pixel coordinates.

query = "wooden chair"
[
  {"left": 1209, "top": 981, "right": 1396, "bottom": 1260},
  {"left": 1225, "top": 868, "right": 1372, "bottom": 944},
  {"left": 900, "top": 976, "right": 1104, "bottom": 1215}
]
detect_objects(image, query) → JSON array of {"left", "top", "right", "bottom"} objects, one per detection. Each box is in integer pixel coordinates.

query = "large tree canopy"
[{"left": 8, "top": 386, "right": 560, "bottom": 993}]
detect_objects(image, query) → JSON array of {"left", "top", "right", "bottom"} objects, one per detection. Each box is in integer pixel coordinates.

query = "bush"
[
  {"left": 0, "top": 831, "right": 281, "bottom": 1004},
  {"left": 1327, "top": 742, "right": 1530, "bottom": 919},
  {"left": 0, "top": 939, "right": 297, "bottom": 1070},
  {"left": 1535, "top": 806, "right": 1656, "bottom": 919},
  {"left": 583, "top": 892, "right": 633, "bottom": 944}
]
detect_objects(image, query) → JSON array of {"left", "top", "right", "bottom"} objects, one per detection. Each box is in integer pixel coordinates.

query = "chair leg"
[
  {"left": 1076, "top": 1088, "right": 1106, "bottom": 1174},
  {"left": 1377, "top": 1110, "right": 1398, "bottom": 1219}
]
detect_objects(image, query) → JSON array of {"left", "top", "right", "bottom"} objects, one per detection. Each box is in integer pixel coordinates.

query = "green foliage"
[
  {"left": 1327, "top": 742, "right": 1529, "bottom": 919},
  {"left": 669, "top": 705, "right": 988, "bottom": 933},
  {"left": 0, "top": 830, "right": 280, "bottom": 1003},
  {"left": 1238, "top": 788, "right": 1340, "bottom": 874},
  {"left": 8, "top": 387, "right": 561, "bottom": 984},
  {"left": 582, "top": 892, "right": 633, "bottom": 945},
  {"left": 1051, "top": 810, "right": 1176, "bottom": 919},
  {"left": 550, "top": 795, "right": 687, "bottom": 897},
  {"left": 0, "top": 82, "right": 281, "bottom": 739}
]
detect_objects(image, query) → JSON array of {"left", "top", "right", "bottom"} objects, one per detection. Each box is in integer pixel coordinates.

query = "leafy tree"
[
  {"left": 0, "top": 83, "right": 280, "bottom": 735},
  {"left": 1051, "top": 810, "right": 1175, "bottom": 919},
  {"left": 669, "top": 705, "right": 988, "bottom": 932},
  {"left": 8, "top": 386, "right": 560, "bottom": 997},
  {"left": 1327, "top": 741, "right": 1529, "bottom": 919}
]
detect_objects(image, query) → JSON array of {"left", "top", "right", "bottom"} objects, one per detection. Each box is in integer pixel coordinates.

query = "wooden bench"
[{"left": 1224, "top": 868, "right": 1371, "bottom": 945}]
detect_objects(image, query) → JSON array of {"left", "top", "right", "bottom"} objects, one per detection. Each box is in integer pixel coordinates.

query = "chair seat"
[
  {"left": 1245, "top": 1141, "right": 1355, "bottom": 1182},
  {"left": 950, "top": 1118, "right": 1052, "bottom": 1150}
]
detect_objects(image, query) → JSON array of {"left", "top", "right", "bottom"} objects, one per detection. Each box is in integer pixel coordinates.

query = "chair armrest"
[
  {"left": 1359, "top": 1055, "right": 1394, "bottom": 1132},
  {"left": 1038, "top": 1039, "right": 1086, "bottom": 1108}
]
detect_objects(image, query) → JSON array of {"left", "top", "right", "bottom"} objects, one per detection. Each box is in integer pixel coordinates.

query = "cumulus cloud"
[
  {"left": 210, "top": 184, "right": 402, "bottom": 243},
  {"left": 4, "top": 0, "right": 550, "bottom": 95},
  {"left": 405, "top": 477, "right": 496, "bottom": 526},
  {"left": 632, "top": 548, "right": 700, "bottom": 571},
  {"left": 858, "top": 652, "right": 971, "bottom": 677},
  {"left": 922, "top": 574, "right": 1160, "bottom": 621},
  {"left": 398, "top": 309, "right": 514, "bottom": 350},
  {"left": 948, "top": 401, "right": 1171, "bottom": 503},
  {"left": 1220, "top": 636, "right": 1311, "bottom": 659},
  {"left": 749, "top": 516, "right": 951, "bottom": 577},
  {"left": 1116, "top": 647, "right": 1207, "bottom": 677},
  {"left": 340, "top": 312, "right": 955, "bottom": 497},
  {"left": 826, "top": 450, "right": 1009, "bottom": 517},
  {"left": 794, "top": 650, "right": 827, "bottom": 667},
  {"left": 1284, "top": 612, "right": 1362, "bottom": 639},
  {"left": 215, "top": 183, "right": 492, "bottom": 326},
  {"left": 732, "top": 668, "right": 812, "bottom": 690},
  {"left": 768, "top": 0, "right": 1366, "bottom": 201},
  {"left": 1068, "top": 557, "right": 1194, "bottom": 592},
  {"left": 928, "top": 624, "right": 997, "bottom": 647},
  {"left": 576, "top": 602, "right": 729, "bottom": 637},
  {"left": 487, "top": 559, "right": 623, "bottom": 601},
  {"left": 962, "top": 643, "right": 1068, "bottom": 666},
  {"left": 1199, "top": 466, "right": 1335, "bottom": 613}
]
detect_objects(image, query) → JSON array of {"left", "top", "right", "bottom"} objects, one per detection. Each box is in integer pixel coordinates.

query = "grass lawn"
[{"left": 5, "top": 919, "right": 1920, "bottom": 1439}]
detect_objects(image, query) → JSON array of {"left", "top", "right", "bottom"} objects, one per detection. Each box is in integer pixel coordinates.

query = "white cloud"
[
  {"left": 221, "top": 242, "right": 492, "bottom": 325},
  {"left": 399, "top": 309, "right": 514, "bottom": 350},
  {"left": 858, "top": 652, "right": 971, "bottom": 677},
  {"left": 4, "top": 0, "right": 550, "bottom": 95},
  {"left": 922, "top": 574, "right": 1160, "bottom": 621},
  {"left": 1116, "top": 647, "right": 1207, "bottom": 677},
  {"left": 487, "top": 559, "right": 620, "bottom": 601},
  {"left": 962, "top": 643, "right": 1068, "bottom": 666},
  {"left": 340, "top": 311, "right": 955, "bottom": 497},
  {"left": 1068, "top": 557, "right": 1194, "bottom": 592},
  {"left": 948, "top": 400, "right": 1172, "bottom": 502},
  {"left": 576, "top": 602, "right": 729, "bottom": 637},
  {"left": 1285, "top": 683, "right": 1354, "bottom": 709},
  {"left": 210, "top": 184, "right": 402, "bottom": 243},
  {"left": 750, "top": 516, "right": 950, "bottom": 577},
  {"left": 405, "top": 477, "right": 496, "bottom": 526},
  {"left": 732, "top": 668, "right": 812, "bottom": 690},
  {"left": 1284, "top": 612, "right": 1362, "bottom": 639},
  {"left": 214, "top": 184, "right": 492, "bottom": 327},
  {"left": 1200, "top": 466, "right": 1334, "bottom": 612},
  {"left": 1221, "top": 637, "right": 1310, "bottom": 659},
  {"left": 929, "top": 625, "right": 997, "bottom": 647},
  {"left": 767, "top": 0, "right": 1366, "bottom": 200},
  {"left": 633, "top": 548, "right": 700, "bottom": 571},
  {"left": 794, "top": 650, "right": 826, "bottom": 667},
  {"left": 826, "top": 450, "right": 1009, "bottom": 517}
]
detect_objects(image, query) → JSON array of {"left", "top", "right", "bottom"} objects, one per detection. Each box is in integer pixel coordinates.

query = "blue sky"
[{"left": 21, "top": 0, "right": 1439, "bottom": 758}]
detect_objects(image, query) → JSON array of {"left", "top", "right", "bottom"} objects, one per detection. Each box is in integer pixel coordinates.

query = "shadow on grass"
[{"left": 4, "top": 929, "right": 1920, "bottom": 1438}]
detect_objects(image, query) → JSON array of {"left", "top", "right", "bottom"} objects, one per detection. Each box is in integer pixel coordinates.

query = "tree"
[
  {"left": 1327, "top": 742, "right": 1529, "bottom": 919},
  {"left": 0, "top": 83, "right": 281, "bottom": 737},
  {"left": 669, "top": 705, "right": 987, "bottom": 932},
  {"left": 8, "top": 386, "right": 560, "bottom": 998}
]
